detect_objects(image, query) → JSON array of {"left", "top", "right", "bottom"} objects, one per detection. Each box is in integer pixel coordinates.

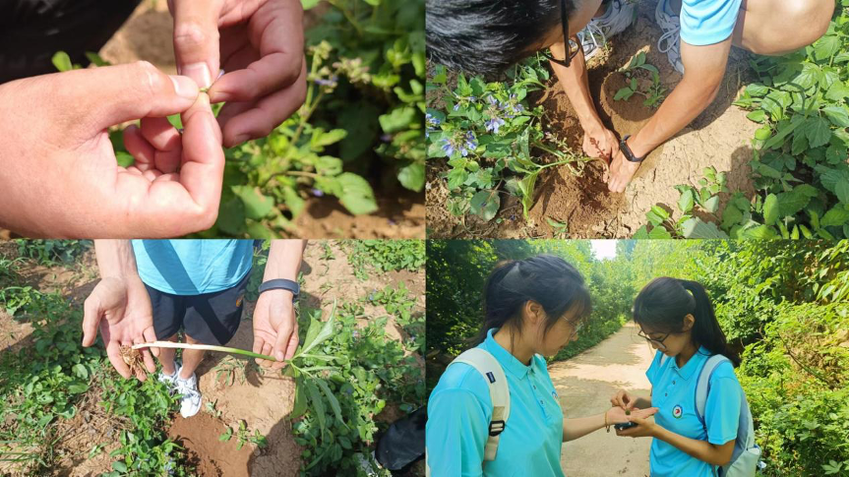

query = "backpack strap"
[
  {"left": 449, "top": 348, "right": 511, "bottom": 462},
  {"left": 695, "top": 354, "right": 728, "bottom": 423}
]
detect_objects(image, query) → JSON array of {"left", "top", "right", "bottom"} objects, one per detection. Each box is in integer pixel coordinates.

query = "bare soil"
[
  {"left": 427, "top": 0, "right": 758, "bottom": 238},
  {"left": 549, "top": 322, "right": 656, "bottom": 476},
  {"left": 99, "top": 0, "right": 424, "bottom": 239}
]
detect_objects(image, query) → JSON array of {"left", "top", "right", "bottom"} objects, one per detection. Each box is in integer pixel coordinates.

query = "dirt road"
[{"left": 550, "top": 322, "right": 656, "bottom": 476}]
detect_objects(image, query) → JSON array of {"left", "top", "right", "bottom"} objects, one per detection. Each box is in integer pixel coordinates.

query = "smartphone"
[{"left": 614, "top": 421, "right": 637, "bottom": 430}]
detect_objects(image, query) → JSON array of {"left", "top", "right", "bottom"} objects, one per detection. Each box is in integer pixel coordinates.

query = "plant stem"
[{"left": 131, "top": 341, "right": 277, "bottom": 362}]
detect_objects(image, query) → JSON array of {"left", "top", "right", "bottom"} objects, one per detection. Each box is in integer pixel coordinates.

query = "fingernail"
[
  {"left": 276, "top": 351, "right": 285, "bottom": 361},
  {"left": 170, "top": 75, "right": 199, "bottom": 100},
  {"left": 182, "top": 62, "right": 212, "bottom": 89},
  {"left": 231, "top": 134, "right": 249, "bottom": 146}
]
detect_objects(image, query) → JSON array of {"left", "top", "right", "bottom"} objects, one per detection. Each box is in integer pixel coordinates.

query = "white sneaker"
[
  {"left": 157, "top": 361, "right": 182, "bottom": 392},
  {"left": 174, "top": 372, "right": 202, "bottom": 418},
  {"left": 579, "top": 0, "right": 636, "bottom": 59},
  {"left": 655, "top": 0, "right": 685, "bottom": 74}
]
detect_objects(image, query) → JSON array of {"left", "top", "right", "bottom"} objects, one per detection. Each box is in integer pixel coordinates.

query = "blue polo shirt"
[
  {"left": 426, "top": 328, "right": 564, "bottom": 476},
  {"left": 681, "top": 0, "right": 743, "bottom": 46},
  {"left": 132, "top": 240, "right": 254, "bottom": 295},
  {"left": 646, "top": 347, "right": 742, "bottom": 477}
]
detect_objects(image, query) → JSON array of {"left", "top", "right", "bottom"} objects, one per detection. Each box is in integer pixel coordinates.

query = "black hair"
[
  {"left": 471, "top": 254, "right": 592, "bottom": 346},
  {"left": 426, "top": 0, "right": 573, "bottom": 75},
  {"left": 633, "top": 278, "right": 741, "bottom": 367}
]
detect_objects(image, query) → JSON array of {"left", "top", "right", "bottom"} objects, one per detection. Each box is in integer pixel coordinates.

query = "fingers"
[
  {"left": 105, "top": 340, "right": 133, "bottom": 380},
  {"left": 252, "top": 335, "right": 268, "bottom": 367},
  {"left": 209, "top": 0, "right": 304, "bottom": 103},
  {"left": 218, "top": 59, "right": 307, "bottom": 147},
  {"left": 81, "top": 292, "right": 103, "bottom": 347},
  {"left": 284, "top": 326, "right": 299, "bottom": 361},
  {"left": 61, "top": 62, "right": 199, "bottom": 133},
  {"left": 143, "top": 327, "right": 160, "bottom": 358},
  {"left": 171, "top": 0, "right": 223, "bottom": 88}
]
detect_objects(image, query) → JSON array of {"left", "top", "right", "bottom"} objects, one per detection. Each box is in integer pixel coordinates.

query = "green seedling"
[
  {"left": 614, "top": 52, "right": 667, "bottom": 108},
  {"left": 132, "top": 341, "right": 277, "bottom": 363}
]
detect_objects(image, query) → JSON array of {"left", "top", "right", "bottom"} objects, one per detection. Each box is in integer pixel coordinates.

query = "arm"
[
  {"left": 252, "top": 239, "right": 307, "bottom": 368},
  {"left": 94, "top": 240, "right": 141, "bottom": 282},
  {"left": 611, "top": 388, "right": 653, "bottom": 410},
  {"left": 550, "top": 38, "right": 619, "bottom": 161},
  {"left": 652, "top": 424, "right": 735, "bottom": 466},
  {"left": 563, "top": 406, "right": 659, "bottom": 442}
]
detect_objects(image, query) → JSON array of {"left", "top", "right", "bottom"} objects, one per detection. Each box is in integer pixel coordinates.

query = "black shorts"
[
  {"left": 0, "top": 0, "right": 140, "bottom": 83},
  {"left": 144, "top": 271, "right": 251, "bottom": 346}
]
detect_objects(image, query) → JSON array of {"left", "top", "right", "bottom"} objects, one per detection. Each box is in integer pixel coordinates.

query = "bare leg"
[
  {"left": 732, "top": 0, "right": 834, "bottom": 55},
  {"left": 179, "top": 333, "right": 207, "bottom": 379},
  {"left": 158, "top": 334, "right": 179, "bottom": 375}
]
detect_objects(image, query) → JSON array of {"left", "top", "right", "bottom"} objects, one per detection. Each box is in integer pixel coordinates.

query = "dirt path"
[
  {"left": 549, "top": 322, "right": 655, "bottom": 476},
  {"left": 427, "top": 0, "right": 758, "bottom": 238}
]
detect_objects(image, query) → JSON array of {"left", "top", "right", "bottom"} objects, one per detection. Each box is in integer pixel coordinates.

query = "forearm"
[
  {"left": 626, "top": 77, "right": 721, "bottom": 157},
  {"left": 563, "top": 412, "right": 607, "bottom": 442},
  {"left": 263, "top": 240, "right": 306, "bottom": 281},
  {"left": 652, "top": 426, "right": 732, "bottom": 466},
  {"left": 94, "top": 240, "right": 141, "bottom": 282},
  {"left": 551, "top": 38, "right": 606, "bottom": 133}
]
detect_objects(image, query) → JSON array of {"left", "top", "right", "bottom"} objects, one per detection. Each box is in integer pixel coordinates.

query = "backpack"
[
  {"left": 425, "top": 348, "right": 510, "bottom": 476},
  {"left": 660, "top": 353, "right": 761, "bottom": 477}
]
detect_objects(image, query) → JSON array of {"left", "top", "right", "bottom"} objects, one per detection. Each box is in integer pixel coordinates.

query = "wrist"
[
  {"left": 623, "top": 134, "right": 652, "bottom": 160},
  {"left": 258, "top": 278, "right": 299, "bottom": 301}
]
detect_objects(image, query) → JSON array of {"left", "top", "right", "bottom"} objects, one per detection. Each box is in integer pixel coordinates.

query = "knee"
[{"left": 785, "top": 0, "right": 834, "bottom": 46}]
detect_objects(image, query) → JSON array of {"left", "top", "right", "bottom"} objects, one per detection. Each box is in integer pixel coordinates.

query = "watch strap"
[
  {"left": 258, "top": 279, "right": 299, "bottom": 300},
  {"left": 620, "top": 134, "right": 645, "bottom": 163}
]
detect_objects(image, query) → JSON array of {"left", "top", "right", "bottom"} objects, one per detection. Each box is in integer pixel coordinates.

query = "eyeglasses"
[
  {"left": 540, "top": 0, "right": 581, "bottom": 68},
  {"left": 637, "top": 329, "right": 671, "bottom": 349},
  {"left": 565, "top": 318, "right": 584, "bottom": 341}
]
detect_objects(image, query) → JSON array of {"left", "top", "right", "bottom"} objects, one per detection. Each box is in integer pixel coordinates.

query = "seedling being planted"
[{"left": 613, "top": 52, "right": 667, "bottom": 108}]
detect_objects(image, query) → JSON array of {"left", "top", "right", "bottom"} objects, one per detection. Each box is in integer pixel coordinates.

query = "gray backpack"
[{"left": 661, "top": 353, "right": 761, "bottom": 477}]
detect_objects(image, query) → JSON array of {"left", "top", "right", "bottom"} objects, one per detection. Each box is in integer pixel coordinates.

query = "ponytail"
[{"left": 633, "top": 277, "right": 740, "bottom": 367}]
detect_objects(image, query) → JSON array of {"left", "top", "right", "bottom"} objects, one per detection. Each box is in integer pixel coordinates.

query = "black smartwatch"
[
  {"left": 620, "top": 134, "right": 646, "bottom": 163},
  {"left": 258, "top": 279, "right": 299, "bottom": 301}
]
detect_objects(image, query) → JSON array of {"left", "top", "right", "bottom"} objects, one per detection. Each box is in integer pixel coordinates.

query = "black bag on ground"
[{"left": 375, "top": 406, "right": 426, "bottom": 473}]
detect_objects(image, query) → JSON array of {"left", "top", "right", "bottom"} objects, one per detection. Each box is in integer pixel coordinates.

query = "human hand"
[
  {"left": 607, "top": 147, "right": 641, "bottom": 193},
  {"left": 82, "top": 277, "right": 158, "bottom": 381},
  {"left": 610, "top": 389, "right": 637, "bottom": 411},
  {"left": 0, "top": 62, "right": 224, "bottom": 238},
  {"left": 252, "top": 289, "right": 299, "bottom": 369},
  {"left": 606, "top": 405, "right": 658, "bottom": 425},
  {"left": 169, "top": 0, "right": 307, "bottom": 147},
  {"left": 615, "top": 412, "right": 660, "bottom": 438},
  {"left": 582, "top": 126, "right": 618, "bottom": 163}
]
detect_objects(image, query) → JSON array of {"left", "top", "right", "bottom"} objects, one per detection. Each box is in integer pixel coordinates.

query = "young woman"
[
  {"left": 611, "top": 277, "right": 745, "bottom": 476},
  {"left": 427, "top": 0, "right": 834, "bottom": 192},
  {"left": 426, "top": 255, "right": 658, "bottom": 476}
]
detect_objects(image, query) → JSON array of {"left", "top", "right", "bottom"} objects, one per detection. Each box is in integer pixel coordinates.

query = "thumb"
[
  {"left": 82, "top": 293, "right": 103, "bottom": 347},
  {"left": 171, "top": 0, "right": 222, "bottom": 88},
  {"left": 62, "top": 62, "right": 199, "bottom": 133}
]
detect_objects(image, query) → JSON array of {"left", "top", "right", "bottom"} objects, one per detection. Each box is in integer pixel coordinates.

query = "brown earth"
[
  {"left": 549, "top": 322, "right": 656, "bottom": 476},
  {"left": 99, "top": 0, "right": 424, "bottom": 240},
  {"left": 427, "top": 0, "right": 759, "bottom": 238}
]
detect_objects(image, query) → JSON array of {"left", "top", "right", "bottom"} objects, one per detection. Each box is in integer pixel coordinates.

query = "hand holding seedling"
[
  {"left": 614, "top": 412, "right": 659, "bottom": 439},
  {"left": 0, "top": 62, "right": 224, "bottom": 237},
  {"left": 82, "top": 276, "right": 158, "bottom": 381},
  {"left": 169, "top": 0, "right": 307, "bottom": 147},
  {"left": 606, "top": 147, "right": 642, "bottom": 193},
  {"left": 252, "top": 290, "right": 299, "bottom": 369},
  {"left": 582, "top": 126, "right": 619, "bottom": 164},
  {"left": 607, "top": 406, "right": 658, "bottom": 429}
]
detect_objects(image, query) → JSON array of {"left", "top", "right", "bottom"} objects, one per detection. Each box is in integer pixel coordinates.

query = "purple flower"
[
  {"left": 311, "top": 188, "right": 324, "bottom": 197},
  {"left": 381, "top": 134, "right": 392, "bottom": 142},
  {"left": 441, "top": 131, "right": 478, "bottom": 157},
  {"left": 313, "top": 76, "right": 338, "bottom": 87},
  {"left": 440, "top": 137, "right": 455, "bottom": 156},
  {"left": 485, "top": 116, "right": 505, "bottom": 133}
]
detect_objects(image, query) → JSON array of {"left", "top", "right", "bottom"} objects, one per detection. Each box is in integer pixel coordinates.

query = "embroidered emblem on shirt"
[
  {"left": 672, "top": 404, "right": 683, "bottom": 419},
  {"left": 551, "top": 390, "right": 558, "bottom": 399}
]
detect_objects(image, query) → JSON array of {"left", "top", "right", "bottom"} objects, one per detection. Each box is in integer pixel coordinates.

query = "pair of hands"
[
  {"left": 0, "top": 0, "right": 306, "bottom": 238},
  {"left": 582, "top": 127, "right": 642, "bottom": 194},
  {"left": 82, "top": 277, "right": 298, "bottom": 381},
  {"left": 607, "top": 389, "right": 660, "bottom": 438}
]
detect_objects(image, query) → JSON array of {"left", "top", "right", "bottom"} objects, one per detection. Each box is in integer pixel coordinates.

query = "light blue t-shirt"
[
  {"left": 646, "top": 347, "right": 742, "bottom": 477},
  {"left": 132, "top": 240, "right": 254, "bottom": 295},
  {"left": 680, "top": 0, "right": 743, "bottom": 46},
  {"left": 426, "top": 328, "right": 564, "bottom": 477}
]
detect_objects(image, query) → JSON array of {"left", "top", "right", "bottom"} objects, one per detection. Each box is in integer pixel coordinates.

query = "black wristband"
[
  {"left": 620, "top": 134, "right": 646, "bottom": 163},
  {"left": 258, "top": 279, "right": 299, "bottom": 301}
]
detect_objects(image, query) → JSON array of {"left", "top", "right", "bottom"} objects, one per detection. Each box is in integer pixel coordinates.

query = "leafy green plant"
[
  {"left": 345, "top": 239, "right": 425, "bottom": 280},
  {"left": 428, "top": 59, "right": 588, "bottom": 222},
  {"left": 15, "top": 240, "right": 92, "bottom": 266},
  {"left": 613, "top": 52, "right": 667, "bottom": 108}
]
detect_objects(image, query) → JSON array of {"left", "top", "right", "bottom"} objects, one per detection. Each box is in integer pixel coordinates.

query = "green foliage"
[
  {"left": 613, "top": 52, "right": 667, "bottom": 108},
  {"left": 288, "top": 300, "right": 423, "bottom": 476},
  {"left": 428, "top": 58, "right": 588, "bottom": 222},
  {"left": 15, "top": 239, "right": 92, "bottom": 266},
  {"left": 345, "top": 239, "right": 425, "bottom": 280}
]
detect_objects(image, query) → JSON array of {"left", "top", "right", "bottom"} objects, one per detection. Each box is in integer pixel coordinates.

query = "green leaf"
[
  {"left": 739, "top": 224, "right": 779, "bottom": 239},
  {"left": 299, "top": 301, "right": 337, "bottom": 357},
  {"left": 647, "top": 225, "right": 673, "bottom": 239},
  {"left": 112, "top": 461, "right": 128, "bottom": 473},
  {"left": 290, "top": 379, "right": 308, "bottom": 419},
  {"left": 378, "top": 107, "right": 417, "bottom": 134},
  {"left": 301, "top": 0, "right": 322, "bottom": 9},
  {"left": 776, "top": 185, "right": 818, "bottom": 217},
  {"left": 682, "top": 218, "right": 729, "bottom": 239},
  {"left": 304, "top": 379, "right": 327, "bottom": 439},
  {"left": 232, "top": 186, "right": 274, "bottom": 220},
  {"left": 703, "top": 195, "right": 720, "bottom": 214},
  {"left": 518, "top": 171, "right": 540, "bottom": 219},
  {"left": 397, "top": 162, "right": 425, "bottom": 192},
  {"left": 646, "top": 205, "right": 670, "bottom": 226},
  {"left": 821, "top": 204, "right": 849, "bottom": 227},
  {"left": 721, "top": 202, "right": 744, "bottom": 229},
  {"left": 315, "top": 378, "right": 349, "bottom": 429},
  {"left": 52, "top": 51, "right": 73, "bottom": 72},
  {"left": 614, "top": 87, "right": 634, "bottom": 101},
  {"left": 678, "top": 189, "right": 695, "bottom": 213},
  {"left": 72, "top": 364, "right": 88, "bottom": 380},
  {"left": 763, "top": 194, "right": 779, "bottom": 225},
  {"left": 814, "top": 35, "right": 840, "bottom": 61},
  {"left": 746, "top": 110, "right": 767, "bottom": 122},
  {"left": 804, "top": 116, "right": 832, "bottom": 148},
  {"left": 336, "top": 173, "right": 378, "bottom": 215},
  {"left": 822, "top": 105, "right": 849, "bottom": 127},
  {"left": 469, "top": 190, "right": 501, "bottom": 222}
]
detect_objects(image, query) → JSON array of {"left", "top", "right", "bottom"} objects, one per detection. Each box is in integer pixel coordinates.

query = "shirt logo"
[
  {"left": 672, "top": 405, "right": 683, "bottom": 419},
  {"left": 552, "top": 390, "right": 558, "bottom": 399}
]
